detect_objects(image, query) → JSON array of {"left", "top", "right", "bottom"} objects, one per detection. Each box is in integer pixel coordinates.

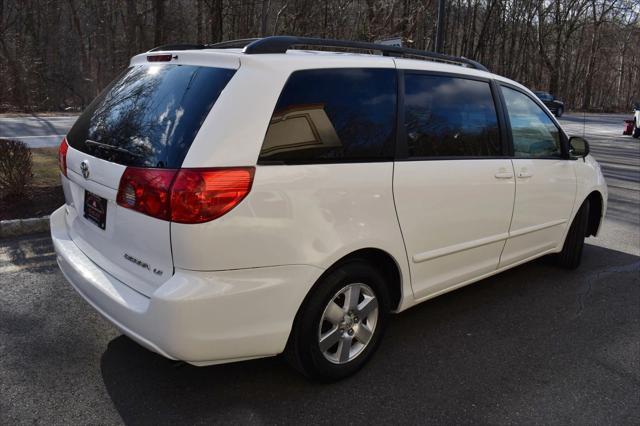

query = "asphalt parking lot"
[{"left": 1, "top": 113, "right": 638, "bottom": 425}]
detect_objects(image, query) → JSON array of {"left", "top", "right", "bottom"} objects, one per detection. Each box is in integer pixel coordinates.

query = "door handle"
[
  {"left": 494, "top": 172, "right": 514, "bottom": 179},
  {"left": 518, "top": 172, "right": 533, "bottom": 178}
]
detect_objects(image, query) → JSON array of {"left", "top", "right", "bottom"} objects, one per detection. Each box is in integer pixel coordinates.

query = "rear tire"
[
  {"left": 633, "top": 121, "right": 640, "bottom": 138},
  {"left": 555, "top": 200, "right": 590, "bottom": 269},
  {"left": 555, "top": 106, "right": 564, "bottom": 117},
  {"left": 285, "top": 259, "right": 390, "bottom": 382}
]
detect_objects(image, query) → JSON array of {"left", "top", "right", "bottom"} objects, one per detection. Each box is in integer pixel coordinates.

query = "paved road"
[
  {"left": 0, "top": 115, "right": 78, "bottom": 148},
  {"left": 1, "top": 114, "right": 638, "bottom": 425},
  {"left": 560, "top": 114, "right": 640, "bottom": 255}
]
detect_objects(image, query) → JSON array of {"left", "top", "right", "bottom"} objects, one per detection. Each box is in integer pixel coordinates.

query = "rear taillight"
[
  {"left": 116, "top": 167, "right": 254, "bottom": 224},
  {"left": 170, "top": 168, "right": 254, "bottom": 224},
  {"left": 58, "top": 137, "right": 68, "bottom": 176},
  {"left": 116, "top": 168, "right": 177, "bottom": 221}
]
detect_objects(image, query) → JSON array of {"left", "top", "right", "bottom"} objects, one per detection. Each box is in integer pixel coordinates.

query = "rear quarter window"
[
  {"left": 258, "top": 68, "right": 397, "bottom": 164},
  {"left": 67, "top": 64, "right": 235, "bottom": 168}
]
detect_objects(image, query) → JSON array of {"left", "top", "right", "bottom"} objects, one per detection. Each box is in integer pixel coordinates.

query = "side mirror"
[{"left": 569, "top": 136, "right": 590, "bottom": 158}]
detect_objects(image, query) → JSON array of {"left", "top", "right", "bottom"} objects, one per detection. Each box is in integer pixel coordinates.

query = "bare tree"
[{"left": 0, "top": 0, "right": 638, "bottom": 112}]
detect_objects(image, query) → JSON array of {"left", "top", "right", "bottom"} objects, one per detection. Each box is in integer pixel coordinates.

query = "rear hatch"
[{"left": 62, "top": 59, "right": 236, "bottom": 296}]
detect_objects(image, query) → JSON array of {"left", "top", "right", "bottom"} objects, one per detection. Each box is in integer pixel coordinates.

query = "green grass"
[{"left": 31, "top": 147, "right": 60, "bottom": 187}]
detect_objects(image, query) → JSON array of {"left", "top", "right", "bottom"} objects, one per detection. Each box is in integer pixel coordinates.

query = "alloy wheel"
[{"left": 317, "top": 283, "right": 379, "bottom": 364}]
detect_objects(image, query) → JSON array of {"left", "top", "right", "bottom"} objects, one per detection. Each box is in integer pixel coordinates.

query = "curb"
[{"left": 0, "top": 216, "right": 50, "bottom": 239}]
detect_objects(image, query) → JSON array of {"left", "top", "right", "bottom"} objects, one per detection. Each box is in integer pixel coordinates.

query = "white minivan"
[{"left": 51, "top": 36, "right": 607, "bottom": 381}]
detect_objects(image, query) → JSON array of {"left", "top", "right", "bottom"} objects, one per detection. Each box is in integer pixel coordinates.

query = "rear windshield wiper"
[{"left": 85, "top": 139, "right": 143, "bottom": 158}]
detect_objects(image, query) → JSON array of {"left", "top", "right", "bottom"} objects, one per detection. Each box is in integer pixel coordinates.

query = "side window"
[
  {"left": 258, "top": 68, "right": 397, "bottom": 163},
  {"left": 404, "top": 74, "right": 501, "bottom": 158},
  {"left": 501, "top": 86, "right": 562, "bottom": 158}
]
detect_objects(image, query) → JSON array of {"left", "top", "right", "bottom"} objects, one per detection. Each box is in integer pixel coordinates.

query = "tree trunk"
[
  {"left": 125, "top": 0, "right": 137, "bottom": 55},
  {"left": 210, "top": 0, "right": 223, "bottom": 42},
  {"left": 154, "top": 0, "right": 164, "bottom": 46},
  {"left": 260, "top": 0, "right": 270, "bottom": 37}
]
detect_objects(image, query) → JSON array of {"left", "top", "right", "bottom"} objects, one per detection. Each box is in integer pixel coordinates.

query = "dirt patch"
[{"left": 0, "top": 186, "right": 64, "bottom": 220}]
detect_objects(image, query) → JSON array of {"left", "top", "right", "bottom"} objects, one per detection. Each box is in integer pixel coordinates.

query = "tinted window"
[
  {"left": 501, "top": 87, "right": 562, "bottom": 158},
  {"left": 258, "top": 68, "right": 397, "bottom": 163},
  {"left": 67, "top": 65, "right": 235, "bottom": 168},
  {"left": 404, "top": 74, "right": 501, "bottom": 157}
]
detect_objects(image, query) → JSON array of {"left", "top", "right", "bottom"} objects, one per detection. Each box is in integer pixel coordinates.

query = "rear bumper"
[{"left": 51, "top": 206, "right": 323, "bottom": 365}]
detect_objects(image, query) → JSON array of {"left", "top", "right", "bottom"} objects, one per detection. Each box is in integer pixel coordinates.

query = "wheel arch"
[
  {"left": 585, "top": 190, "right": 604, "bottom": 237},
  {"left": 299, "top": 247, "right": 405, "bottom": 315},
  {"left": 335, "top": 248, "right": 403, "bottom": 311}
]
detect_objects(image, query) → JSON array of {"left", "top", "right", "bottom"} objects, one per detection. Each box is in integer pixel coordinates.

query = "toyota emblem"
[{"left": 80, "top": 160, "right": 90, "bottom": 179}]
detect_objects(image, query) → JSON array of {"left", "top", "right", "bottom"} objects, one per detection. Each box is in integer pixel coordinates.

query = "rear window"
[
  {"left": 258, "top": 68, "right": 397, "bottom": 164},
  {"left": 67, "top": 64, "right": 235, "bottom": 168}
]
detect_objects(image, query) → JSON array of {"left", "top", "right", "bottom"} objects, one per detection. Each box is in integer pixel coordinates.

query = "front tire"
[
  {"left": 555, "top": 106, "right": 564, "bottom": 117},
  {"left": 633, "top": 121, "right": 640, "bottom": 138},
  {"left": 285, "top": 259, "right": 390, "bottom": 381},
  {"left": 555, "top": 200, "right": 590, "bottom": 269}
]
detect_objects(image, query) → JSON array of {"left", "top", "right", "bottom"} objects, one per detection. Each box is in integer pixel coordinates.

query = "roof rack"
[
  {"left": 147, "top": 39, "right": 259, "bottom": 52},
  {"left": 240, "top": 36, "right": 488, "bottom": 72},
  {"left": 208, "top": 38, "right": 260, "bottom": 49},
  {"left": 148, "top": 36, "right": 488, "bottom": 72}
]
